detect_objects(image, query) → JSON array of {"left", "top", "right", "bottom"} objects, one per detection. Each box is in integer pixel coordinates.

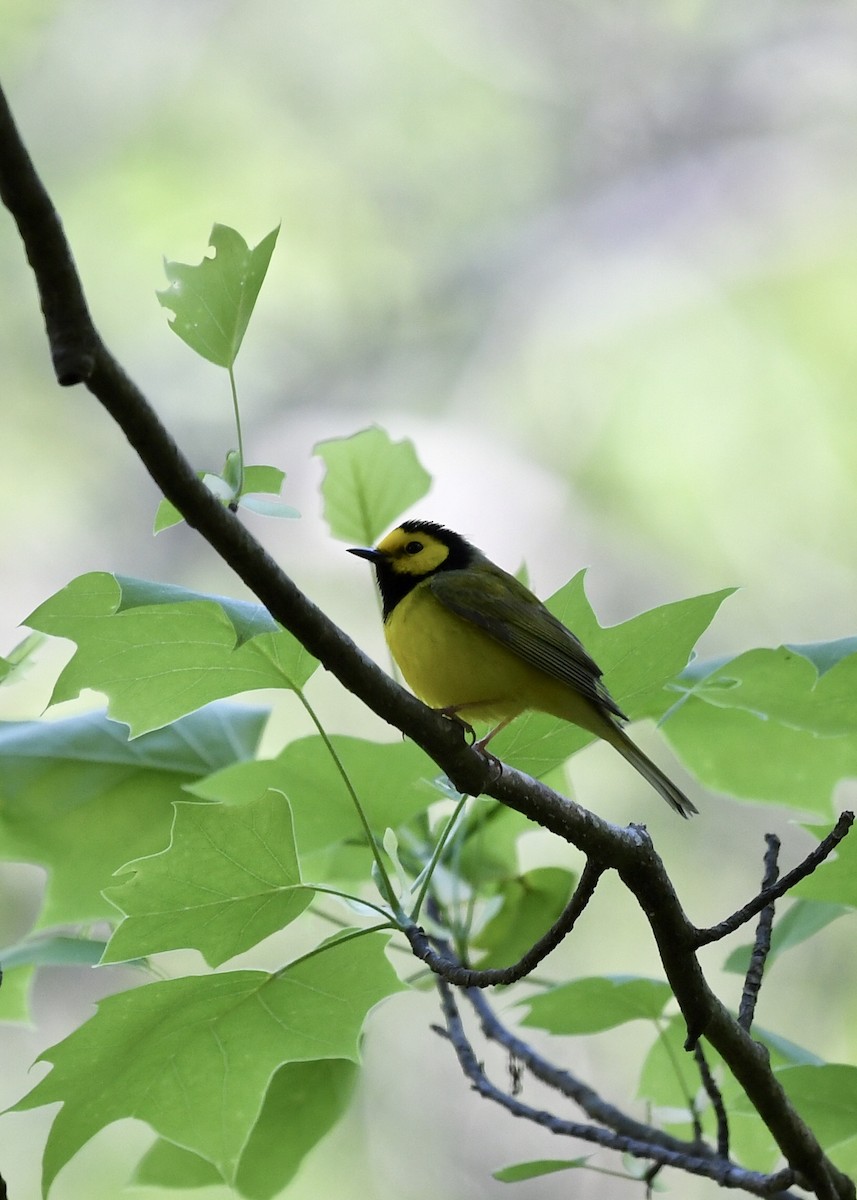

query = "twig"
[
  {"left": 403, "top": 859, "right": 603, "bottom": 986},
  {"left": 465, "top": 983, "right": 701, "bottom": 1155},
  {"left": 738, "top": 835, "right": 780, "bottom": 1033},
  {"left": 435, "top": 978, "right": 802, "bottom": 1199},
  {"left": 695, "top": 814, "right": 853, "bottom": 948},
  {"left": 695, "top": 1042, "right": 730, "bottom": 1158}
]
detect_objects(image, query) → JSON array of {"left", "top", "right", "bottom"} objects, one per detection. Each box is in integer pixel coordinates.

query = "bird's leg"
[
  {"left": 474, "top": 716, "right": 514, "bottom": 753},
  {"left": 436, "top": 705, "right": 477, "bottom": 746},
  {"left": 471, "top": 715, "right": 515, "bottom": 778}
]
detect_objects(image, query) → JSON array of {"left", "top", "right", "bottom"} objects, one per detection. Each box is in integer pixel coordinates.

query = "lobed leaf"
[
  {"left": 316, "top": 426, "right": 431, "bottom": 545},
  {"left": 134, "top": 1059, "right": 358, "bottom": 1200},
  {"left": 0, "top": 705, "right": 266, "bottom": 928},
  {"left": 14, "top": 933, "right": 402, "bottom": 1193},
  {"left": 26, "top": 573, "right": 316, "bottom": 736},
  {"left": 157, "top": 224, "right": 280, "bottom": 368},
  {"left": 104, "top": 791, "right": 312, "bottom": 967},
  {"left": 190, "top": 735, "right": 437, "bottom": 864}
]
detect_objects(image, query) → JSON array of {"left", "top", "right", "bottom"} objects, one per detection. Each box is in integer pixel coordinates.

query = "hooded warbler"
[{"left": 349, "top": 520, "right": 697, "bottom": 818}]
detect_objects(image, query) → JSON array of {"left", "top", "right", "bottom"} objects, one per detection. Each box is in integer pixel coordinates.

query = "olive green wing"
[{"left": 429, "top": 564, "right": 626, "bottom": 721}]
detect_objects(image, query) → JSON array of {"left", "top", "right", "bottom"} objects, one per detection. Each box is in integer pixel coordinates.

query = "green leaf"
[
  {"left": 316, "top": 426, "right": 432, "bottom": 544},
  {"left": 454, "top": 802, "right": 534, "bottom": 887},
  {"left": 472, "top": 867, "right": 575, "bottom": 969},
  {"left": 520, "top": 975, "right": 672, "bottom": 1035},
  {"left": 104, "top": 792, "right": 312, "bottom": 967},
  {"left": 494, "top": 1158, "right": 590, "bottom": 1182},
  {"left": 688, "top": 645, "right": 857, "bottom": 736},
  {"left": 737, "top": 1064, "right": 857, "bottom": 1157},
  {"left": 154, "top": 463, "right": 298, "bottom": 531},
  {"left": 242, "top": 465, "right": 285, "bottom": 494},
  {"left": 0, "top": 705, "right": 266, "bottom": 927},
  {"left": 639, "top": 1011, "right": 823, "bottom": 1164},
  {"left": 0, "top": 966, "right": 33, "bottom": 1023},
  {"left": 153, "top": 495, "right": 185, "bottom": 533},
  {"left": 494, "top": 576, "right": 733, "bottom": 776},
  {"left": 787, "top": 637, "right": 857, "bottom": 676},
  {"left": 723, "top": 900, "right": 849, "bottom": 974},
  {"left": 27, "top": 573, "right": 316, "bottom": 735},
  {"left": 114, "top": 574, "right": 279, "bottom": 643},
  {"left": 663, "top": 696, "right": 850, "bottom": 813},
  {"left": 14, "top": 933, "right": 403, "bottom": 1192},
  {"left": 133, "top": 1140, "right": 220, "bottom": 1189},
  {"left": 135, "top": 1059, "right": 358, "bottom": 1199},
  {"left": 238, "top": 464, "right": 300, "bottom": 518},
  {"left": 0, "top": 935, "right": 106, "bottom": 970},
  {"left": 190, "top": 736, "right": 437, "bottom": 862},
  {"left": 235, "top": 1058, "right": 358, "bottom": 1199},
  {"left": 157, "top": 224, "right": 280, "bottom": 368}
]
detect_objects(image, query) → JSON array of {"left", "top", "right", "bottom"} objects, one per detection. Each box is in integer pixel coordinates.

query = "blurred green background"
[{"left": 2, "top": 2, "right": 857, "bottom": 1197}]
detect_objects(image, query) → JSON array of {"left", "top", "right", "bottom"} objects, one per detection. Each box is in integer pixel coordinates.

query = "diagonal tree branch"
[{"left": 0, "top": 79, "right": 853, "bottom": 1200}]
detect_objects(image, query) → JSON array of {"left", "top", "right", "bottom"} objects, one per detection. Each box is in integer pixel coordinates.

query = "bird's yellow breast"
[{"left": 384, "top": 581, "right": 574, "bottom": 725}]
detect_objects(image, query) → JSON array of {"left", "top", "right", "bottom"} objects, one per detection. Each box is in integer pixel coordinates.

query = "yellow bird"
[{"left": 349, "top": 520, "right": 697, "bottom": 818}]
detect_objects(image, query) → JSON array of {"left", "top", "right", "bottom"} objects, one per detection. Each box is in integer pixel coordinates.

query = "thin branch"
[
  {"left": 403, "top": 859, "right": 603, "bottom": 987},
  {"left": 435, "top": 978, "right": 802, "bottom": 1199},
  {"left": 738, "top": 835, "right": 780, "bottom": 1033},
  {"left": 0, "top": 79, "right": 853, "bottom": 1200},
  {"left": 695, "top": 1042, "right": 730, "bottom": 1159},
  {"left": 464, "top": 983, "right": 701, "bottom": 1155},
  {"left": 695, "top": 814, "right": 852, "bottom": 948}
]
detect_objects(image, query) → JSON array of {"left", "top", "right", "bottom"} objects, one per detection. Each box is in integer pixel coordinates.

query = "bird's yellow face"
[
  {"left": 348, "top": 520, "right": 476, "bottom": 618},
  {"left": 375, "top": 527, "right": 451, "bottom": 576}
]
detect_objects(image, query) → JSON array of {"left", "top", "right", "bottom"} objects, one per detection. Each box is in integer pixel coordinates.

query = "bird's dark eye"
[{"left": 404, "top": 540, "right": 423, "bottom": 555}]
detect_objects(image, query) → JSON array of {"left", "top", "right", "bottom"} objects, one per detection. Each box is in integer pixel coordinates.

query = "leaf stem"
[
  {"left": 410, "top": 792, "right": 469, "bottom": 923},
  {"left": 295, "top": 689, "right": 399, "bottom": 911},
  {"left": 272, "top": 921, "right": 395, "bottom": 979},
  {"left": 228, "top": 364, "right": 245, "bottom": 498}
]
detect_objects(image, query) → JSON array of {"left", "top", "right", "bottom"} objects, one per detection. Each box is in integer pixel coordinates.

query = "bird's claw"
[{"left": 437, "top": 707, "right": 476, "bottom": 746}]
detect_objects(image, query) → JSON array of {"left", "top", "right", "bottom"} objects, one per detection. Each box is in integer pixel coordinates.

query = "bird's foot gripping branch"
[{"left": 2, "top": 79, "right": 857, "bottom": 1200}]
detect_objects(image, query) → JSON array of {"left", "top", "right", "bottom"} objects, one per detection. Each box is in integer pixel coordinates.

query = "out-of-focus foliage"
[{"left": 5, "top": 0, "right": 857, "bottom": 646}]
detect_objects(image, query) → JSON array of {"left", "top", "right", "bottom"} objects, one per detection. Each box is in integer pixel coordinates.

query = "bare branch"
[
  {"left": 695, "top": 814, "right": 853, "bottom": 948},
  {"left": 738, "top": 835, "right": 780, "bottom": 1033},
  {"left": 403, "top": 859, "right": 603, "bottom": 986},
  {"left": 435, "top": 978, "right": 803, "bottom": 1199},
  {"left": 465, "top": 982, "right": 699, "bottom": 1155},
  {"left": 695, "top": 1042, "right": 730, "bottom": 1159}
]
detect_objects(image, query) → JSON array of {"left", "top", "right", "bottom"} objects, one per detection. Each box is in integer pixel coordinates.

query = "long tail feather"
[{"left": 608, "top": 726, "right": 698, "bottom": 819}]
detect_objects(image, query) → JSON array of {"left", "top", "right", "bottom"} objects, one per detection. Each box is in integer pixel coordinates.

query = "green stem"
[
  {"left": 410, "top": 792, "right": 469, "bottom": 923},
  {"left": 272, "top": 921, "right": 395, "bottom": 979},
  {"left": 309, "top": 883, "right": 393, "bottom": 923},
  {"left": 228, "top": 364, "right": 245, "bottom": 497},
  {"left": 295, "top": 689, "right": 399, "bottom": 911}
]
